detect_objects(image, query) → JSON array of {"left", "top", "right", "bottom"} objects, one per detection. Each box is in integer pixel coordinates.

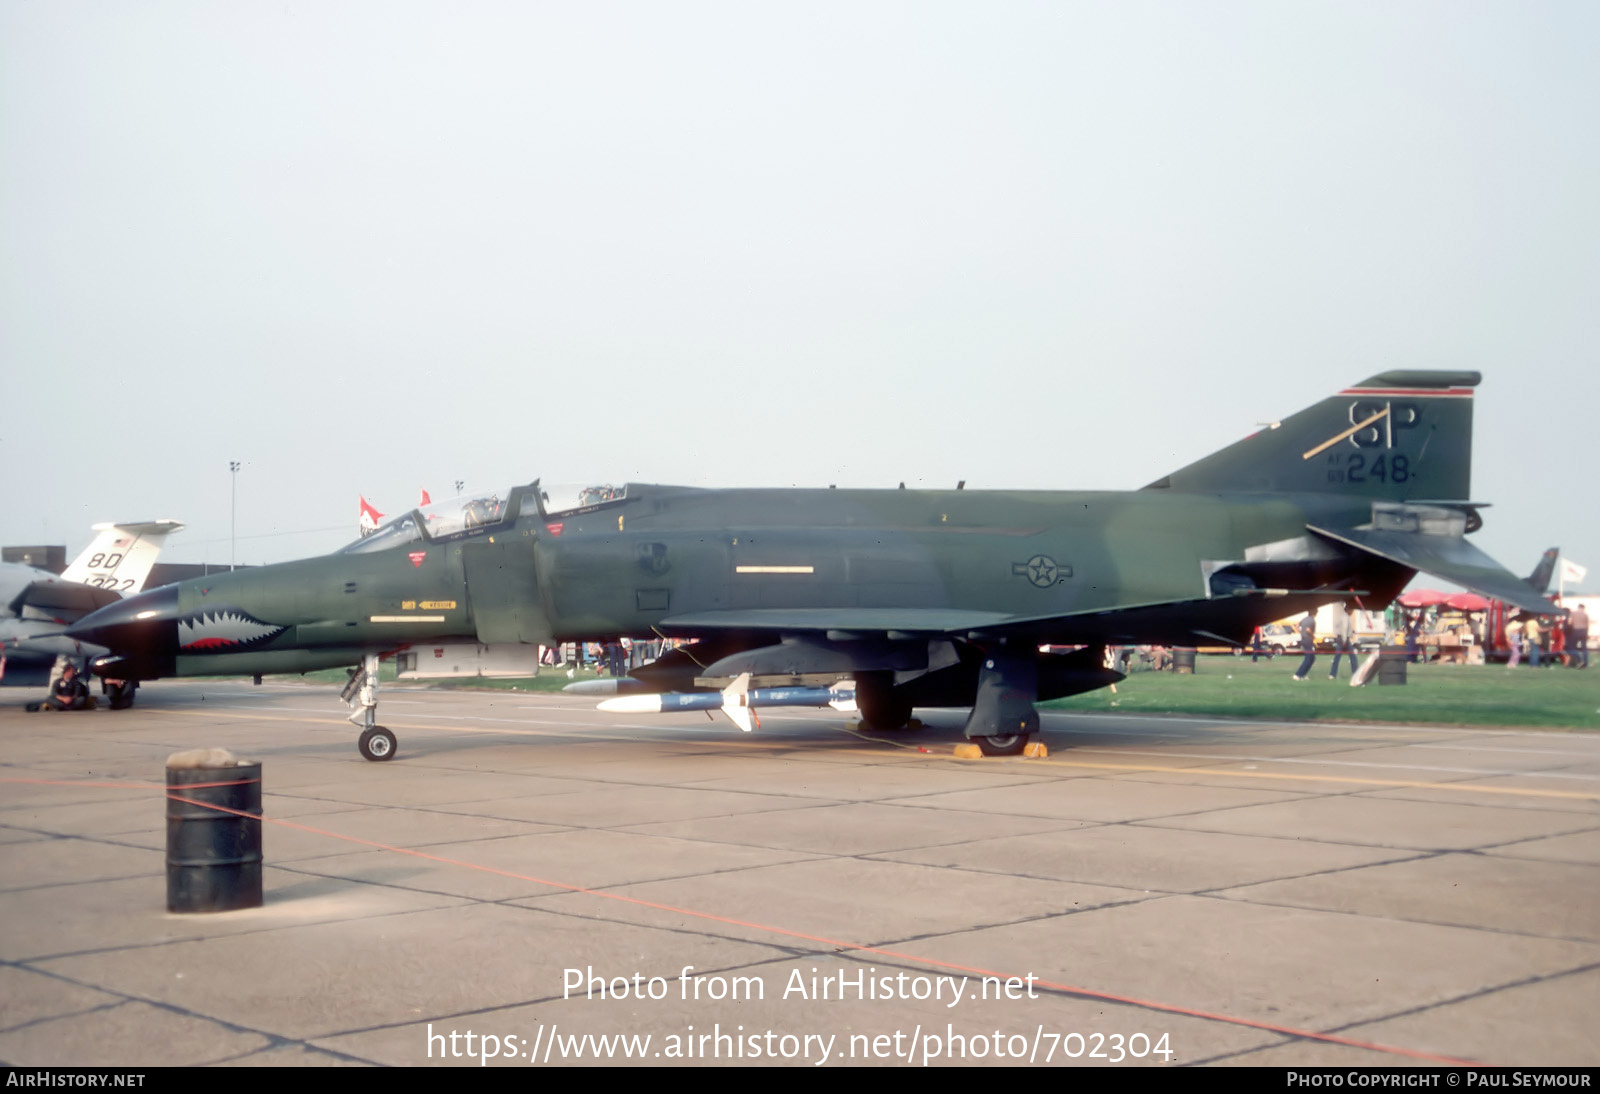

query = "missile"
[
  {"left": 597, "top": 673, "right": 856, "bottom": 731},
  {"left": 597, "top": 691, "right": 730, "bottom": 714},
  {"left": 563, "top": 676, "right": 653, "bottom": 697},
  {"left": 598, "top": 686, "right": 855, "bottom": 714}
]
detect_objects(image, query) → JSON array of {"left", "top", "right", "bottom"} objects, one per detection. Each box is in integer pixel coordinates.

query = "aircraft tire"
[
  {"left": 975, "top": 733, "right": 1029, "bottom": 757},
  {"left": 359, "top": 726, "right": 398, "bottom": 762},
  {"left": 858, "top": 699, "right": 914, "bottom": 732},
  {"left": 855, "top": 675, "right": 914, "bottom": 731}
]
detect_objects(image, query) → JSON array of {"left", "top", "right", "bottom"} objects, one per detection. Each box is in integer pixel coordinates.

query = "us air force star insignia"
[{"left": 1012, "top": 555, "right": 1066, "bottom": 587}]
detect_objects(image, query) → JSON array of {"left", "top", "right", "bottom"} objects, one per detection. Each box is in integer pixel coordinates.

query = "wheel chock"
[
  {"left": 953, "top": 743, "right": 983, "bottom": 759},
  {"left": 1023, "top": 741, "right": 1049, "bottom": 758}
]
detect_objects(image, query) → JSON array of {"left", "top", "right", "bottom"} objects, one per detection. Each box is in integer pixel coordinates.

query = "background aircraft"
[
  {"left": 2, "top": 520, "right": 183, "bottom": 697},
  {"left": 69, "top": 371, "right": 1555, "bottom": 760}
]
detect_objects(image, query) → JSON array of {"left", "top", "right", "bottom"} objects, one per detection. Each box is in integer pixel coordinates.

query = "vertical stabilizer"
[
  {"left": 61, "top": 520, "right": 184, "bottom": 594},
  {"left": 1525, "top": 547, "right": 1559, "bottom": 594},
  {"left": 1145, "top": 371, "right": 1479, "bottom": 500}
]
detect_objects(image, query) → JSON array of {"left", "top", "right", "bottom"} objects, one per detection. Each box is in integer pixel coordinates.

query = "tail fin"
[
  {"left": 1145, "top": 370, "right": 1479, "bottom": 500},
  {"left": 60, "top": 520, "right": 183, "bottom": 594},
  {"left": 1526, "top": 547, "right": 1559, "bottom": 594}
]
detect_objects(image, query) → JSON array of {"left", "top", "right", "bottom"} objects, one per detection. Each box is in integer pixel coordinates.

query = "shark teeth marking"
[{"left": 177, "top": 609, "right": 285, "bottom": 651}]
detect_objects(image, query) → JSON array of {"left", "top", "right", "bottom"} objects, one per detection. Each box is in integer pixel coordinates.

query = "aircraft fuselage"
[{"left": 70, "top": 485, "right": 1398, "bottom": 683}]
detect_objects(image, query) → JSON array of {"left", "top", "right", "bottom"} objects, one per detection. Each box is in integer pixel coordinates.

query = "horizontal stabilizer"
[{"left": 1310, "top": 525, "right": 1558, "bottom": 615}]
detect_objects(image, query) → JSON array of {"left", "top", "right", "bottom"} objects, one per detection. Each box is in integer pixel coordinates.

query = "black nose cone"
[{"left": 66, "top": 585, "right": 179, "bottom": 679}]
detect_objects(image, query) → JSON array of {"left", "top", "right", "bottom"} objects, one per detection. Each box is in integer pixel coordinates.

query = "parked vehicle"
[{"left": 1260, "top": 623, "right": 1298, "bottom": 653}]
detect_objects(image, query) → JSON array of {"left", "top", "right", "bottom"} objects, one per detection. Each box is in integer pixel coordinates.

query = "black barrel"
[
  {"left": 166, "top": 761, "right": 262, "bottom": 912},
  {"left": 1378, "top": 646, "right": 1409, "bottom": 686},
  {"left": 1172, "top": 648, "right": 1197, "bottom": 674}
]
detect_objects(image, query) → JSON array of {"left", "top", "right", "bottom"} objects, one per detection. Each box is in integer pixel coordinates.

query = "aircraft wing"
[
  {"left": 656, "top": 595, "right": 1297, "bottom": 648},
  {"left": 7, "top": 578, "right": 122, "bottom": 623},
  {"left": 656, "top": 608, "right": 1014, "bottom": 636},
  {"left": 1308, "top": 524, "right": 1558, "bottom": 616}
]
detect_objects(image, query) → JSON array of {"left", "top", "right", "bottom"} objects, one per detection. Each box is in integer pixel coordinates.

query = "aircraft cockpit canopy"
[
  {"left": 341, "top": 513, "right": 422, "bottom": 554},
  {"left": 541, "top": 484, "right": 629, "bottom": 516},
  {"left": 337, "top": 483, "right": 628, "bottom": 553},
  {"left": 421, "top": 492, "right": 507, "bottom": 538},
  {"left": 338, "top": 489, "right": 516, "bottom": 554}
]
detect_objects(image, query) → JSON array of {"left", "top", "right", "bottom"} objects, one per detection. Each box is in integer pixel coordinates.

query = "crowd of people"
[
  {"left": 1504, "top": 602, "right": 1589, "bottom": 668},
  {"left": 541, "top": 638, "right": 679, "bottom": 675},
  {"left": 1259, "top": 599, "right": 1591, "bottom": 678}
]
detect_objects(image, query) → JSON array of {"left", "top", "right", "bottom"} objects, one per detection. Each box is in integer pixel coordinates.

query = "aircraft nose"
[{"left": 66, "top": 584, "right": 180, "bottom": 655}]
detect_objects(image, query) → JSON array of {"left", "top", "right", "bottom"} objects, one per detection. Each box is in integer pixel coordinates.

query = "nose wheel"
[
  {"left": 345, "top": 652, "right": 400, "bottom": 761},
  {"left": 358, "top": 726, "right": 398, "bottom": 762}
]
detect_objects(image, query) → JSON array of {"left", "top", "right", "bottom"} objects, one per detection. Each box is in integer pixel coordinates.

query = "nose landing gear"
[
  {"left": 343, "top": 653, "right": 398, "bottom": 761},
  {"left": 358, "top": 725, "right": 397, "bottom": 761}
]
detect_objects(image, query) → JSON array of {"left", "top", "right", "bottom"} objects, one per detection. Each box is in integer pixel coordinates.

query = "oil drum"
[
  {"left": 1378, "top": 646, "right": 1409, "bottom": 686},
  {"left": 166, "top": 756, "right": 262, "bottom": 913}
]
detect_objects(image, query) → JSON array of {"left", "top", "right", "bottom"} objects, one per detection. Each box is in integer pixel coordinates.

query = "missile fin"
[{"left": 721, "top": 672, "right": 754, "bottom": 733}]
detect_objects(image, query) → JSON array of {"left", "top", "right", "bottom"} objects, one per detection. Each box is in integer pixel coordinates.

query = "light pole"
[
  {"left": 229, "top": 461, "right": 240, "bottom": 571},
  {"left": 454, "top": 479, "right": 464, "bottom": 496}
]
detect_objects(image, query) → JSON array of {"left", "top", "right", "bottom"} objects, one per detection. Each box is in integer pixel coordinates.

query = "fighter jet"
[
  {"left": 68, "top": 371, "right": 1554, "bottom": 761},
  {"left": 3, "top": 520, "right": 183, "bottom": 701}
]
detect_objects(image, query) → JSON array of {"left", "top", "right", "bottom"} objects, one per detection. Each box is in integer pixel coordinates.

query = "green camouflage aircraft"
[{"left": 68, "top": 370, "right": 1555, "bottom": 761}]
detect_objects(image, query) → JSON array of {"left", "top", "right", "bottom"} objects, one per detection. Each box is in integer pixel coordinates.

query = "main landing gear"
[
  {"left": 343, "top": 653, "right": 398, "bottom": 762},
  {"left": 854, "top": 673, "right": 916, "bottom": 732},
  {"left": 104, "top": 679, "right": 137, "bottom": 710},
  {"left": 963, "top": 646, "right": 1038, "bottom": 757}
]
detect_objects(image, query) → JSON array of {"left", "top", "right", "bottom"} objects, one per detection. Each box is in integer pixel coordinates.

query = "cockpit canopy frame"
[{"left": 337, "top": 480, "right": 635, "bottom": 555}]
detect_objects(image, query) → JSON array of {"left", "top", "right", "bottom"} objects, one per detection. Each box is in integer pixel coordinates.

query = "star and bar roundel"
[{"left": 1012, "top": 554, "right": 1070, "bottom": 588}]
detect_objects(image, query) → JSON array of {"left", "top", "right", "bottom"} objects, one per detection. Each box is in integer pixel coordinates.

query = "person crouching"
[{"left": 28, "top": 663, "right": 96, "bottom": 712}]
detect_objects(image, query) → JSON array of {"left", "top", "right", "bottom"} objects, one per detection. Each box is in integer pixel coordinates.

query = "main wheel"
[
  {"left": 359, "top": 726, "right": 398, "bottom": 762},
  {"left": 974, "top": 733, "right": 1029, "bottom": 757},
  {"left": 854, "top": 673, "right": 914, "bottom": 731},
  {"left": 858, "top": 693, "right": 914, "bottom": 731}
]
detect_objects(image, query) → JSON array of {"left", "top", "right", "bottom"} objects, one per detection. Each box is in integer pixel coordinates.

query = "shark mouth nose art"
[{"left": 177, "top": 609, "right": 286, "bottom": 651}]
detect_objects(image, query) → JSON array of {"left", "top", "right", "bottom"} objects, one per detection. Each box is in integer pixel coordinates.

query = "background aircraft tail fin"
[
  {"left": 1144, "top": 370, "right": 1479, "bottom": 500},
  {"left": 1525, "top": 547, "right": 1559, "bottom": 594},
  {"left": 60, "top": 520, "right": 183, "bottom": 595}
]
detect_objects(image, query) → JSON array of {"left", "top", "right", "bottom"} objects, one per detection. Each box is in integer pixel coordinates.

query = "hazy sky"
[{"left": 3, "top": 2, "right": 1596, "bottom": 588}]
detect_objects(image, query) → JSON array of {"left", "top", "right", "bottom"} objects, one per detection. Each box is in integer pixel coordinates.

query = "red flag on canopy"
[{"left": 358, "top": 496, "right": 384, "bottom": 537}]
